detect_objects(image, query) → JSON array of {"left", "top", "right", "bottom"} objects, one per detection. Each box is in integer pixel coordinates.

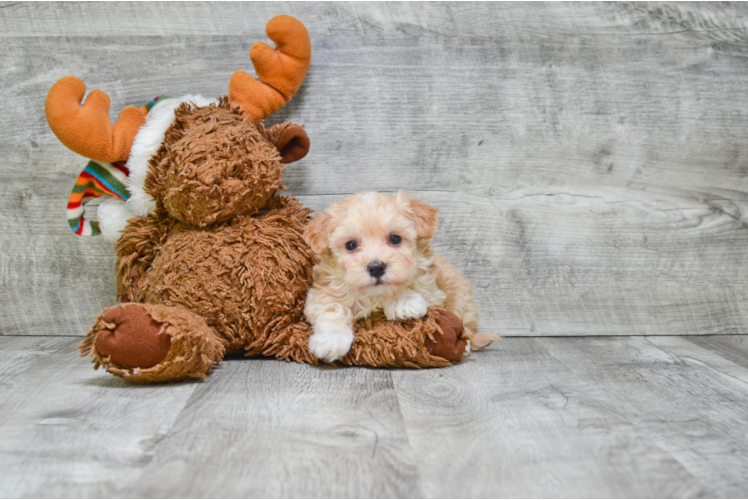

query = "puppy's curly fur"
[{"left": 303, "top": 191, "right": 498, "bottom": 362}]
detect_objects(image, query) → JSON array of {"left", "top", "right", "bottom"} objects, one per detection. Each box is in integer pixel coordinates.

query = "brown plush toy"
[{"left": 46, "top": 15, "right": 469, "bottom": 383}]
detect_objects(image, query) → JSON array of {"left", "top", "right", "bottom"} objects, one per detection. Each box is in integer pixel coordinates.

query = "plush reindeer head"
[{"left": 46, "top": 15, "right": 311, "bottom": 237}]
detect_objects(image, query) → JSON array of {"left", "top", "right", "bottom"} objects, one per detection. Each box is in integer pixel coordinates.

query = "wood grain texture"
[
  {"left": 1, "top": 2, "right": 747, "bottom": 39},
  {"left": 391, "top": 337, "right": 718, "bottom": 498},
  {"left": 133, "top": 359, "right": 421, "bottom": 498},
  {"left": 685, "top": 334, "right": 748, "bottom": 370},
  {"left": 0, "top": 336, "right": 71, "bottom": 383},
  {"left": 2, "top": 2, "right": 748, "bottom": 337},
  {"left": 0, "top": 338, "right": 200, "bottom": 498},
  {"left": 538, "top": 335, "right": 748, "bottom": 498},
  {"left": 2, "top": 335, "right": 748, "bottom": 497}
]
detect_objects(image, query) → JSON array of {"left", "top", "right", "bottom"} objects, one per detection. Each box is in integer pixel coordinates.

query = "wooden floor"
[{"left": 0, "top": 334, "right": 747, "bottom": 498}]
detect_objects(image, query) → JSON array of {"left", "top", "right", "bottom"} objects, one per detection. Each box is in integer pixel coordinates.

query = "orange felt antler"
[
  {"left": 229, "top": 15, "right": 311, "bottom": 121},
  {"left": 45, "top": 76, "right": 146, "bottom": 162}
]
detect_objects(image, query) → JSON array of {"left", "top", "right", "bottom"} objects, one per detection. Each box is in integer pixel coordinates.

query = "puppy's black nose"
[{"left": 367, "top": 261, "right": 386, "bottom": 279}]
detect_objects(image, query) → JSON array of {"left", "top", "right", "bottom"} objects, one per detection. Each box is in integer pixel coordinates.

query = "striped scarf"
[{"left": 66, "top": 96, "right": 164, "bottom": 236}]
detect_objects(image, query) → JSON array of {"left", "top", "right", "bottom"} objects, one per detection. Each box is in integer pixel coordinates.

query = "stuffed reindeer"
[{"left": 46, "top": 15, "right": 469, "bottom": 383}]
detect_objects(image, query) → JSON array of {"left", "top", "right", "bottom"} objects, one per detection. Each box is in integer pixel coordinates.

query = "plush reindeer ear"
[
  {"left": 276, "top": 125, "right": 310, "bottom": 163},
  {"left": 304, "top": 212, "right": 331, "bottom": 254},
  {"left": 398, "top": 191, "right": 439, "bottom": 239},
  {"left": 266, "top": 123, "right": 310, "bottom": 163}
]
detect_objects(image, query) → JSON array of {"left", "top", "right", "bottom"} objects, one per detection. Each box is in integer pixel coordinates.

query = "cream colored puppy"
[{"left": 303, "top": 191, "right": 497, "bottom": 362}]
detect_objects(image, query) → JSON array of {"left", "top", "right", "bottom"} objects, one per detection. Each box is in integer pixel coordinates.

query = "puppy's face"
[{"left": 305, "top": 192, "right": 439, "bottom": 295}]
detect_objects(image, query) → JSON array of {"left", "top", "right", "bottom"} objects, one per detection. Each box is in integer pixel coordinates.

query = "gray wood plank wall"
[{"left": 2, "top": 2, "right": 748, "bottom": 337}]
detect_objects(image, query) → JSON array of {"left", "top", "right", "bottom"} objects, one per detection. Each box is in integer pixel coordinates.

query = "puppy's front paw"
[
  {"left": 384, "top": 291, "right": 429, "bottom": 321},
  {"left": 309, "top": 326, "right": 355, "bottom": 363}
]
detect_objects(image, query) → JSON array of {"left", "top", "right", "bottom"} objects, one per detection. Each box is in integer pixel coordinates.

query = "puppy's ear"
[
  {"left": 397, "top": 191, "right": 439, "bottom": 239},
  {"left": 304, "top": 213, "right": 331, "bottom": 254},
  {"left": 411, "top": 199, "right": 439, "bottom": 239}
]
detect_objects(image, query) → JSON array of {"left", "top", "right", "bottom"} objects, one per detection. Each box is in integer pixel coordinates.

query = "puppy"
[{"left": 303, "top": 191, "right": 498, "bottom": 362}]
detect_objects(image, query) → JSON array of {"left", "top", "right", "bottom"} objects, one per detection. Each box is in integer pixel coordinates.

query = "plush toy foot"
[
  {"left": 79, "top": 303, "right": 225, "bottom": 383},
  {"left": 95, "top": 303, "right": 171, "bottom": 369},
  {"left": 426, "top": 310, "right": 468, "bottom": 362}
]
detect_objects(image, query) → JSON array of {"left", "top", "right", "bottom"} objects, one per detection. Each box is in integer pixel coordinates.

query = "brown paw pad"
[
  {"left": 426, "top": 310, "right": 467, "bottom": 362},
  {"left": 96, "top": 304, "right": 171, "bottom": 369}
]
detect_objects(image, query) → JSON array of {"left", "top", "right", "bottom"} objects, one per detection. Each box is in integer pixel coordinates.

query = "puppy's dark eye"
[
  {"left": 345, "top": 241, "right": 357, "bottom": 251},
  {"left": 389, "top": 235, "right": 402, "bottom": 245}
]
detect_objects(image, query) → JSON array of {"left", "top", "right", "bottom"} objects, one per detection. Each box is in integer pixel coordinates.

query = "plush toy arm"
[
  {"left": 273, "top": 307, "right": 467, "bottom": 368},
  {"left": 115, "top": 214, "right": 174, "bottom": 301}
]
